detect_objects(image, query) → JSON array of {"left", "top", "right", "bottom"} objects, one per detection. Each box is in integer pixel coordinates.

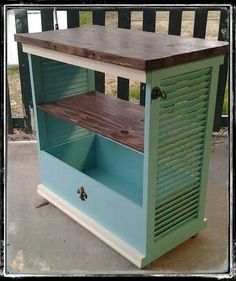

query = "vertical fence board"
[
  {"left": 41, "top": 9, "right": 54, "bottom": 31},
  {"left": 92, "top": 10, "right": 105, "bottom": 93},
  {"left": 193, "top": 9, "right": 208, "bottom": 38},
  {"left": 92, "top": 9, "right": 105, "bottom": 26},
  {"left": 213, "top": 8, "right": 229, "bottom": 131},
  {"left": 117, "top": 9, "right": 131, "bottom": 101},
  {"left": 140, "top": 9, "right": 156, "bottom": 106},
  {"left": 67, "top": 9, "right": 80, "bottom": 28},
  {"left": 168, "top": 9, "right": 182, "bottom": 35},
  {"left": 15, "top": 9, "right": 32, "bottom": 133}
]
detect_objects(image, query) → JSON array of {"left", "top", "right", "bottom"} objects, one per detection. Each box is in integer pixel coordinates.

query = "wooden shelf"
[{"left": 37, "top": 91, "right": 145, "bottom": 152}]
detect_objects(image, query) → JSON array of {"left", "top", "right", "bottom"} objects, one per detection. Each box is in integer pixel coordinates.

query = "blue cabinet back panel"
[
  {"left": 40, "top": 58, "right": 89, "bottom": 102},
  {"left": 32, "top": 57, "right": 94, "bottom": 149},
  {"left": 41, "top": 111, "right": 94, "bottom": 149}
]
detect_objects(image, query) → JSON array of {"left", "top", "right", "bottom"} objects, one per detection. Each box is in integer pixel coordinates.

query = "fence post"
[
  {"left": 213, "top": 8, "right": 229, "bottom": 131},
  {"left": 140, "top": 8, "right": 156, "bottom": 106},
  {"left": 117, "top": 9, "right": 131, "bottom": 101},
  {"left": 193, "top": 8, "right": 208, "bottom": 38},
  {"left": 168, "top": 9, "right": 182, "bottom": 35},
  {"left": 92, "top": 9, "right": 105, "bottom": 93},
  {"left": 67, "top": 9, "right": 80, "bottom": 28},
  {"left": 41, "top": 9, "right": 54, "bottom": 31},
  {"left": 15, "top": 9, "right": 32, "bottom": 133}
]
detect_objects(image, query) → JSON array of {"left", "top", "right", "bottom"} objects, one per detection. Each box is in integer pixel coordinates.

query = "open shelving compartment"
[
  {"left": 37, "top": 91, "right": 145, "bottom": 206},
  {"left": 37, "top": 90, "right": 145, "bottom": 153},
  {"left": 35, "top": 82, "right": 147, "bottom": 258}
]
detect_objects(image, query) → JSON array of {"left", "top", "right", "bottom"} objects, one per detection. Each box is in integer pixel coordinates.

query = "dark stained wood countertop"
[
  {"left": 15, "top": 25, "right": 228, "bottom": 71},
  {"left": 38, "top": 91, "right": 145, "bottom": 152}
]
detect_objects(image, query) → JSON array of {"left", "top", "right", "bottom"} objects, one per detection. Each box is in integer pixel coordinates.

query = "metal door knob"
[{"left": 77, "top": 186, "right": 88, "bottom": 201}]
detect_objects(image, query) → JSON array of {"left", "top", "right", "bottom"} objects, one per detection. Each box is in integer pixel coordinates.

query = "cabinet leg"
[{"left": 35, "top": 199, "right": 49, "bottom": 208}]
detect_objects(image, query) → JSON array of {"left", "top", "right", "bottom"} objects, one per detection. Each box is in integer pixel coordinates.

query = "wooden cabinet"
[{"left": 15, "top": 25, "right": 228, "bottom": 268}]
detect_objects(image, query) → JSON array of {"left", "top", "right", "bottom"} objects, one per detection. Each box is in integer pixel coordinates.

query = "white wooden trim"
[
  {"left": 22, "top": 44, "right": 146, "bottom": 83},
  {"left": 37, "top": 184, "right": 144, "bottom": 268}
]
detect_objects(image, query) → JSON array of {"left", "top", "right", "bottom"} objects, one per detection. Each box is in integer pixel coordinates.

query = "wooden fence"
[{"left": 7, "top": 6, "right": 229, "bottom": 134}]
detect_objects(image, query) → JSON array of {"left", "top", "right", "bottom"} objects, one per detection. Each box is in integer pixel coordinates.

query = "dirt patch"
[
  {"left": 8, "top": 67, "right": 24, "bottom": 117},
  {"left": 8, "top": 129, "right": 37, "bottom": 141}
]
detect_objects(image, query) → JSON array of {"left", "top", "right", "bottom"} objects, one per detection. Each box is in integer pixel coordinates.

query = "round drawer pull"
[{"left": 77, "top": 186, "right": 88, "bottom": 201}]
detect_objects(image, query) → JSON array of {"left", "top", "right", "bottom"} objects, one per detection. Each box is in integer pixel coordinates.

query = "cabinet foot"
[{"left": 35, "top": 199, "right": 50, "bottom": 208}]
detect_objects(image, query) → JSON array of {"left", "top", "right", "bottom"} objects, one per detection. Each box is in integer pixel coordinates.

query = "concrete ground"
[{"left": 5, "top": 136, "right": 229, "bottom": 276}]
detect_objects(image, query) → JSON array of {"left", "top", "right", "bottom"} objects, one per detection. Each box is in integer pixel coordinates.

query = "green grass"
[
  {"left": 111, "top": 85, "right": 140, "bottom": 101},
  {"left": 130, "top": 85, "right": 140, "bottom": 100},
  {"left": 7, "top": 67, "right": 19, "bottom": 76},
  {"left": 80, "top": 11, "right": 92, "bottom": 26}
]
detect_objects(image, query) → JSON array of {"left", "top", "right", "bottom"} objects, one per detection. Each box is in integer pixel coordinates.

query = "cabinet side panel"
[
  {"left": 28, "top": 55, "right": 95, "bottom": 149},
  {"left": 153, "top": 66, "right": 213, "bottom": 240},
  {"left": 143, "top": 56, "right": 224, "bottom": 267}
]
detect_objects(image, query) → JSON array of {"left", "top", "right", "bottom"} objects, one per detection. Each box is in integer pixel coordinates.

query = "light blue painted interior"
[
  {"left": 40, "top": 110, "right": 94, "bottom": 150},
  {"left": 45, "top": 134, "right": 96, "bottom": 171},
  {"left": 45, "top": 135, "right": 144, "bottom": 206},
  {"left": 40, "top": 144, "right": 146, "bottom": 254}
]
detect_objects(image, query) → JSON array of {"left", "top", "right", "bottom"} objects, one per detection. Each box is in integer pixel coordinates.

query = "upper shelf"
[
  {"left": 15, "top": 25, "right": 228, "bottom": 71},
  {"left": 37, "top": 91, "right": 145, "bottom": 153}
]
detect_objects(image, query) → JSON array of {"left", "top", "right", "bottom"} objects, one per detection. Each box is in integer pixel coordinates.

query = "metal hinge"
[{"left": 151, "top": 87, "right": 167, "bottom": 100}]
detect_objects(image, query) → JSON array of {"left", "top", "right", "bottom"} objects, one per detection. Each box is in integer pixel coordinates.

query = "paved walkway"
[{"left": 5, "top": 137, "right": 229, "bottom": 275}]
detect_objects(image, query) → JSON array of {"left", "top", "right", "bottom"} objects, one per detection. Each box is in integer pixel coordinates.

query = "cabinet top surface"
[{"left": 15, "top": 25, "right": 228, "bottom": 71}]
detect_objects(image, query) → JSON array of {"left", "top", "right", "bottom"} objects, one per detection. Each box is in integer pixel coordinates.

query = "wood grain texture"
[
  {"left": 15, "top": 25, "right": 228, "bottom": 71},
  {"left": 37, "top": 91, "right": 145, "bottom": 152}
]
